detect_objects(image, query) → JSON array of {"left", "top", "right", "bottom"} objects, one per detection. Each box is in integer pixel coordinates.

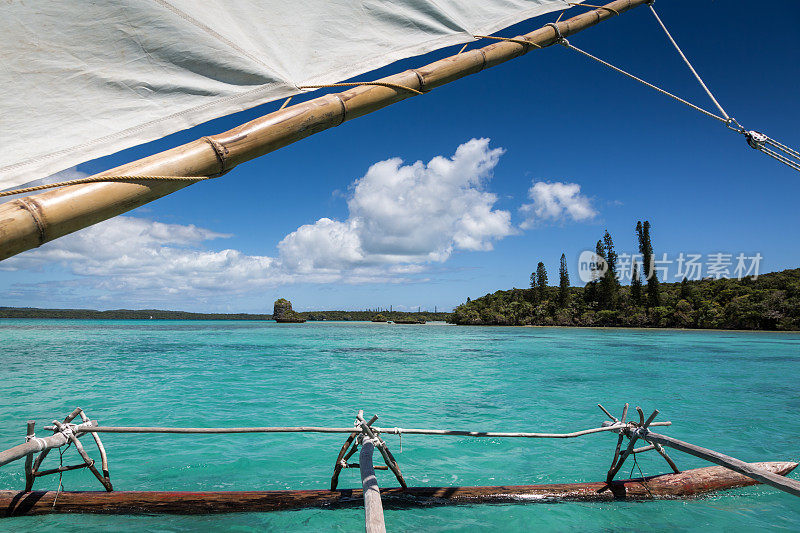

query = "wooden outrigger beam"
[
  {"left": 1, "top": 463, "right": 796, "bottom": 517},
  {"left": 0, "top": 0, "right": 651, "bottom": 261},
  {"left": 359, "top": 437, "right": 386, "bottom": 533},
  {"left": 637, "top": 430, "right": 800, "bottom": 498}
]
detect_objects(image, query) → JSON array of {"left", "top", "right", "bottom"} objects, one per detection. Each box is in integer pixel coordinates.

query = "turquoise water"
[{"left": 1, "top": 320, "right": 799, "bottom": 531}]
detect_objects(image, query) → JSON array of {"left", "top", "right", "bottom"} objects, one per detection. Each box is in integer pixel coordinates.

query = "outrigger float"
[{"left": 1, "top": 404, "right": 798, "bottom": 529}]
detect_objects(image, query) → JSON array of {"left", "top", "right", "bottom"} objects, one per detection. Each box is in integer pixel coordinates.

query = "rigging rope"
[
  {"left": 548, "top": 5, "right": 800, "bottom": 173},
  {"left": 0, "top": 175, "right": 214, "bottom": 199}
]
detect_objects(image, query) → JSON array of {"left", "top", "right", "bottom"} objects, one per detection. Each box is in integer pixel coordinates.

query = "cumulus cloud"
[
  {"left": 2, "top": 139, "right": 515, "bottom": 305},
  {"left": 280, "top": 138, "right": 514, "bottom": 267},
  {"left": 519, "top": 180, "right": 597, "bottom": 228}
]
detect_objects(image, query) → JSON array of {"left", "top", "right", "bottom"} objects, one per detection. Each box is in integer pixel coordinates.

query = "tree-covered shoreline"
[
  {"left": 450, "top": 268, "right": 800, "bottom": 330},
  {"left": 451, "top": 221, "right": 800, "bottom": 331},
  {"left": 0, "top": 307, "right": 450, "bottom": 322}
]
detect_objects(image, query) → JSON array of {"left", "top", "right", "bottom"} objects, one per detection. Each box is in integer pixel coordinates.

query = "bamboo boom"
[{"left": 0, "top": 0, "right": 651, "bottom": 261}]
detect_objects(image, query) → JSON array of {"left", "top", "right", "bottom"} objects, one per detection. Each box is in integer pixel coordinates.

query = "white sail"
[{"left": 0, "top": 0, "right": 578, "bottom": 189}]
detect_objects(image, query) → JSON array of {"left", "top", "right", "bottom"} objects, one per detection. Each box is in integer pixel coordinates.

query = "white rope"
[
  {"left": 551, "top": 16, "right": 800, "bottom": 173},
  {"left": 647, "top": 3, "right": 730, "bottom": 120},
  {"left": 557, "top": 39, "right": 727, "bottom": 123}
]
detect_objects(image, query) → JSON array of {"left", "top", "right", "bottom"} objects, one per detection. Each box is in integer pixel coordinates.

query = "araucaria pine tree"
[
  {"left": 558, "top": 253, "right": 570, "bottom": 307},
  {"left": 590, "top": 239, "right": 607, "bottom": 308},
  {"left": 536, "top": 262, "right": 548, "bottom": 300},
  {"left": 600, "top": 230, "right": 620, "bottom": 309},
  {"left": 631, "top": 261, "right": 642, "bottom": 305},
  {"left": 637, "top": 220, "right": 660, "bottom": 307}
]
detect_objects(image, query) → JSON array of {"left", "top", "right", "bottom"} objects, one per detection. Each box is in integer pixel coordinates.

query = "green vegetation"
[
  {"left": 450, "top": 268, "right": 800, "bottom": 330},
  {"left": 452, "top": 220, "right": 800, "bottom": 331},
  {"left": 302, "top": 311, "right": 448, "bottom": 322},
  {"left": 0, "top": 307, "right": 451, "bottom": 322}
]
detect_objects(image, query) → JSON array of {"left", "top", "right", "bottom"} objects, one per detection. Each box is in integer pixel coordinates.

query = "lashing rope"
[
  {"left": 474, "top": 34, "right": 542, "bottom": 49},
  {"left": 299, "top": 81, "right": 422, "bottom": 95},
  {"left": 0, "top": 175, "right": 214, "bottom": 199}
]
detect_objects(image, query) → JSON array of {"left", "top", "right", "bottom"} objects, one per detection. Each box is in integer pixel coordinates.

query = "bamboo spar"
[{"left": 0, "top": 0, "right": 650, "bottom": 261}]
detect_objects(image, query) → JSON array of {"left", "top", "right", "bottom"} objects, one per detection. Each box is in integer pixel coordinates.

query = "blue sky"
[{"left": 2, "top": 0, "right": 798, "bottom": 313}]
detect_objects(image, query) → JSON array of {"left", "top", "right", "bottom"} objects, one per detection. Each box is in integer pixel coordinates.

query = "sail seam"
[{"left": 147, "top": 0, "right": 278, "bottom": 74}]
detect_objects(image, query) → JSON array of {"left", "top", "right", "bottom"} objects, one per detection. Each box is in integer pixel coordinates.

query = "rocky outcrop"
[{"left": 273, "top": 298, "right": 306, "bottom": 323}]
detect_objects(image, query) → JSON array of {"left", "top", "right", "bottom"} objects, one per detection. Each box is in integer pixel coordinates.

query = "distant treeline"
[
  {"left": 0, "top": 307, "right": 451, "bottom": 322},
  {"left": 450, "top": 268, "right": 800, "bottom": 331},
  {"left": 301, "top": 311, "right": 450, "bottom": 322},
  {"left": 451, "top": 220, "right": 800, "bottom": 331},
  {"left": 0, "top": 308, "right": 272, "bottom": 320}
]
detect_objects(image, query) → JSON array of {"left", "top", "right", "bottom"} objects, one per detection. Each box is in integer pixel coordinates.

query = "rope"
[
  {"left": 567, "top": 3, "right": 620, "bottom": 16},
  {"left": 52, "top": 442, "right": 69, "bottom": 509},
  {"left": 278, "top": 96, "right": 292, "bottom": 110},
  {"left": 629, "top": 451, "right": 653, "bottom": 497},
  {"left": 474, "top": 35, "right": 542, "bottom": 49},
  {"left": 299, "top": 82, "right": 422, "bottom": 95},
  {"left": 557, "top": 2, "right": 619, "bottom": 23},
  {"left": 551, "top": 21, "right": 800, "bottom": 173},
  {"left": 555, "top": 38, "right": 728, "bottom": 124},
  {"left": 647, "top": 3, "right": 729, "bottom": 120},
  {"left": 0, "top": 175, "right": 214, "bottom": 199}
]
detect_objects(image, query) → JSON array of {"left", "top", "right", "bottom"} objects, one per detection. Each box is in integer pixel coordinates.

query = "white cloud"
[
  {"left": 2, "top": 139, "right": 515, "bottom": 305},
  {"left": 281, "top": 137, "right": 514, "bottom": 267},
  {"left": 519, "top": 180, "right": 597, "bottom": 228}
]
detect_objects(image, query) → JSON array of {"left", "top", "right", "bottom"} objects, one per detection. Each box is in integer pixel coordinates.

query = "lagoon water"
[{"left": 1, "top": 320, "right": 799, "bottom": 531}]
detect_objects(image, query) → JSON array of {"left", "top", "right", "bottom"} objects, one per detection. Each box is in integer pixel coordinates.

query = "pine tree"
[
  {"left": 637, "top": 220, "right": 660, "bottom": 307},
  {"left": 558, "top": 253, "right": 570, "bottom": 307},
  {"left": 536, "top": 262, "right": 548, "bottom": 300},
  {"left": 631, "top": 261, "right": 642, "bottom": 305},
  {"left": 601, "top": 230, "right": 620, "bottom": 309},
  {"left": 679, "top": 277, "right": 692, "bottom": 301},
  {"left": 593, "top": 239, "right": 607, "bottom": 308},
  {"left": 530, "top": 271, "right": 536, "bottom": 290}
]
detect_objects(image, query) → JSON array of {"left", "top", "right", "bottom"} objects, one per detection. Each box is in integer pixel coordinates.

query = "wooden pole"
[
  {"left": 79, "top": 410, "right": 111, "bottom": 487},
  {"left": 52, "top": 421, "right": 113, "bottom": 492},
  {"left": 653, "top": 442, "right": 680, "bottom": 474},
  {"left": 0, "top": 0, "right": 651, "bottom": 262},
  {"left": 23, "top": 421, "right": 35, "bottom": 492},
  {"left": 0, "top": 432, "right": 68, "bottom": 468},
  {"left": 30, "top": 408, "right": 85, "bottom": 475},
  {"left": 607, "top": 404, "right": 628, "bottom": 479},
  {"left": 359, "top": 438, "right": 386, "bottom": 533},
  {"left": 331, "top": 414, "right": 378, "bottom": 490},
  {"left": 56, "top": 421, "right": 670, "bottom": 437},
  {"left": 606, "top": 409, "right": 659, "bottom": 482},
  {"left": 357, "top": 414, "right": 407, "bottom": 489},
  {"left": 637, "top": 429, "right": 800, "bottom": 498}
]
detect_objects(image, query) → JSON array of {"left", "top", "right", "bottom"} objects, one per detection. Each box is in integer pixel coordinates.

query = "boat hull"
[{"left": 1, "top": 462, "right": 795, "bottom": 517}]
